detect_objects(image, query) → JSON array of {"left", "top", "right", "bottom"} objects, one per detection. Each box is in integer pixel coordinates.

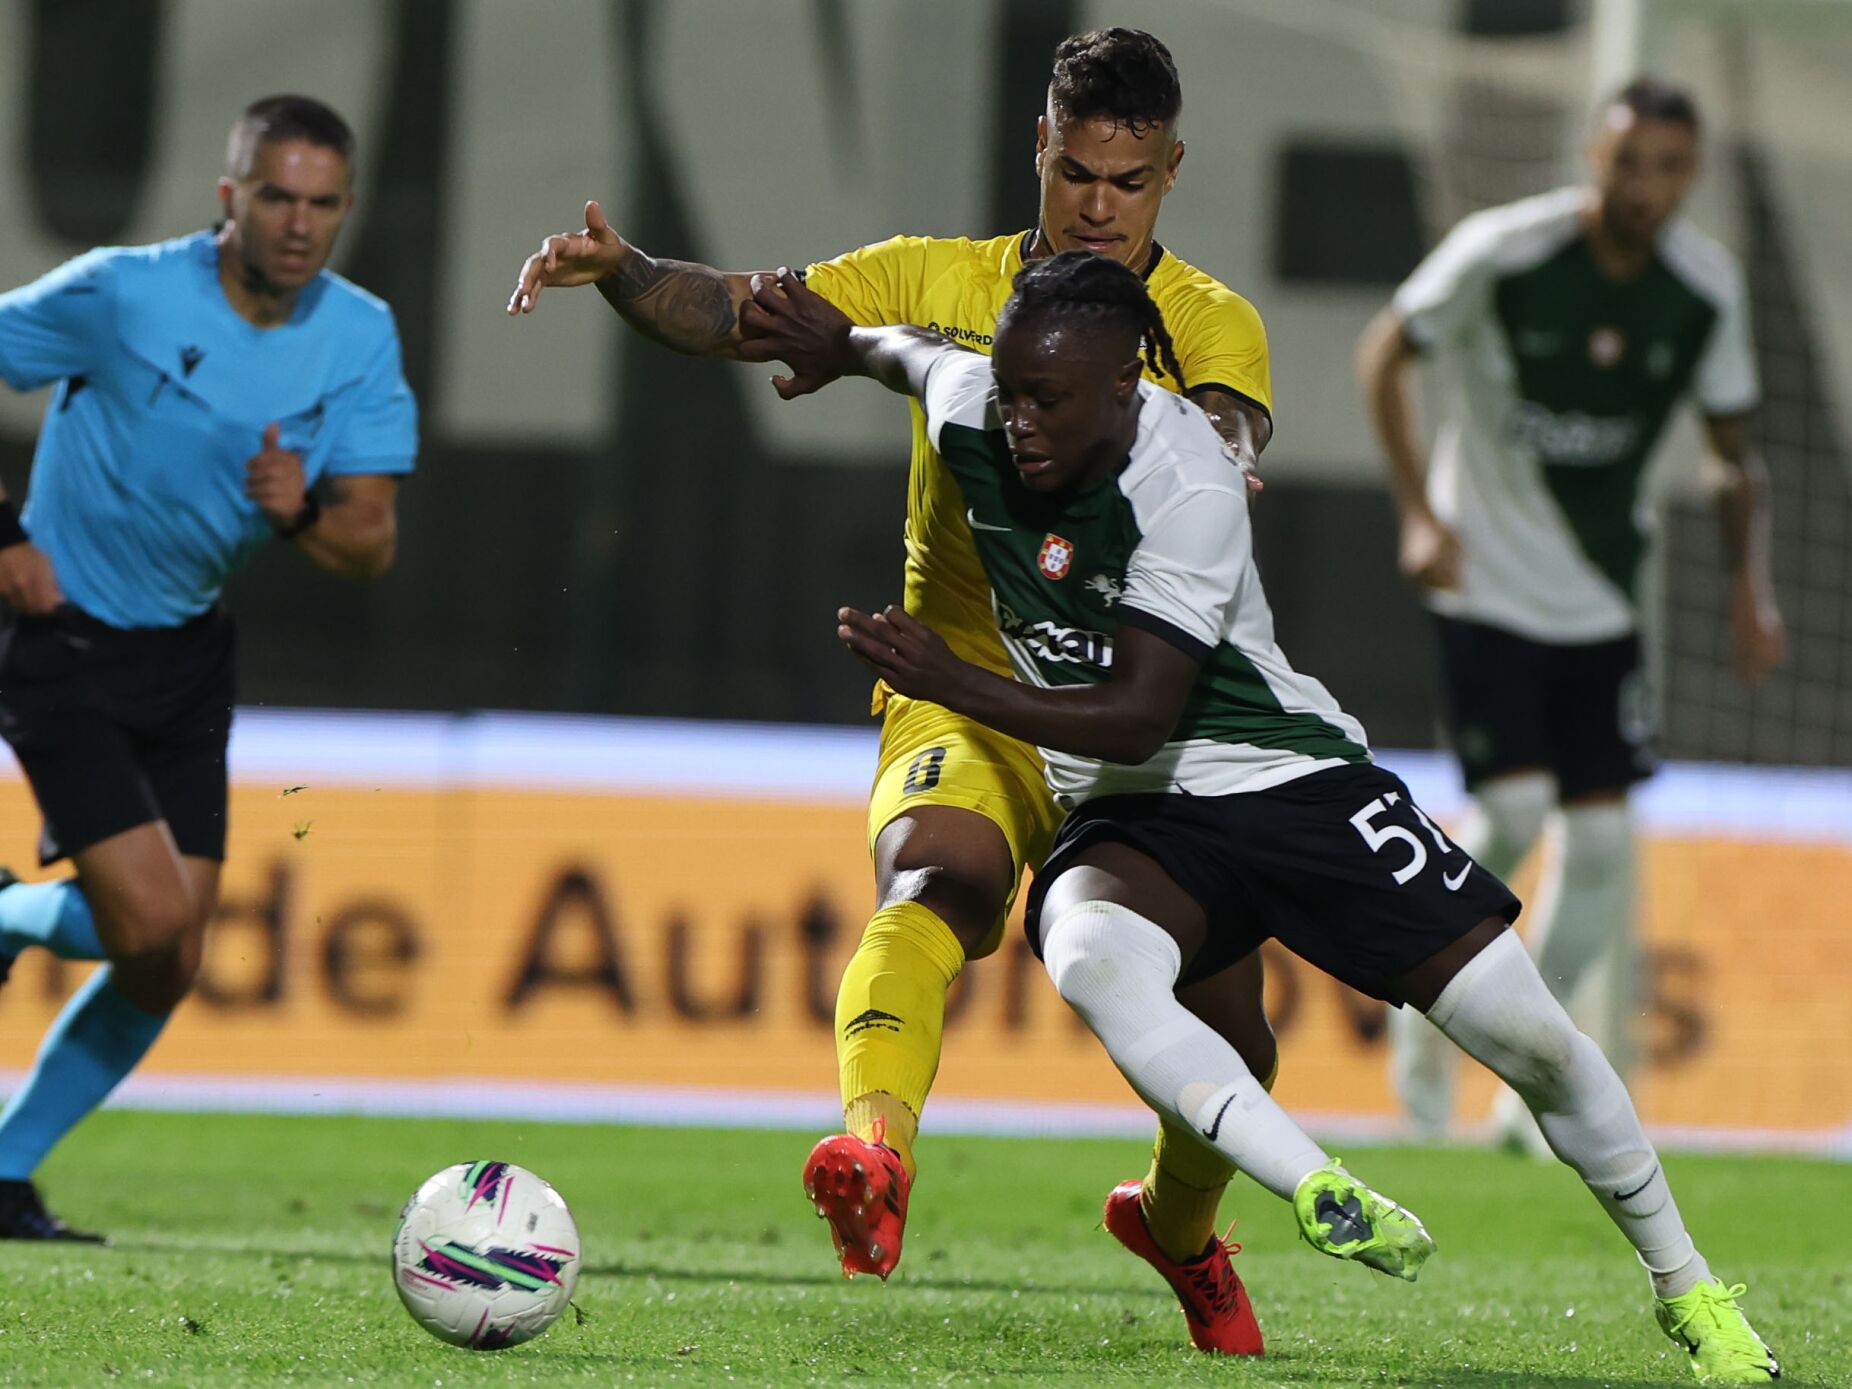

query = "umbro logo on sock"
[{"left": 843, "top": 1008, "right": 903, "bottom": 1037}]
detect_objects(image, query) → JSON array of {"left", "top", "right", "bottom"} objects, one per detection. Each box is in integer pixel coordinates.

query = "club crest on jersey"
[
  {"left": 1588, "top": 326, "right": 1626, "bottom": 369},
  {"left": 1038, "top": 534, "right": 1075, "bottom": 580}
]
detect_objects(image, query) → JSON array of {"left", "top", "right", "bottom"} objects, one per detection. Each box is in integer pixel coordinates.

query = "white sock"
[
  {"left": 1494, "top": 800, "right": 1637, "bottom": 1150},
  {"left": 1428, "top": 930, "right": 1709, "bottom": 1297},
  {"left": 1042, "top": 899, "right": 1329, "bottom": 1202},
  {"left": 1390, "top": 772, "right": 1552, "bottom": 1137},
  {"left": 1528, "top": 802, "right": 1635, "bottom": 1024}
]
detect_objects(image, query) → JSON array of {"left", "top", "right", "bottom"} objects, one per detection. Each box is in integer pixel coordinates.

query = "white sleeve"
[
  {"left": 1391, "top": 210, "right": 1501, "bottom": 351},
  {"left": 1118, "top": 485, "right": 1249, "bottom": 658},
  {"left": 1694, "top": 260, "right": 1759, "bottom": 417},
  {"left": 921, "top": 347, "right": 994, "bottom": 451}
]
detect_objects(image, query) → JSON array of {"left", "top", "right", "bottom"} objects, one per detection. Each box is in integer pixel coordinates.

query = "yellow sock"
[
  {"left": 843, "top": 1093, "right": 920, "bottom": 1179},
  {"left": 1140, "top": 1053, "right": 1280, "bottom": 1263},
  {"left": 835, "top": 901, "right": 966, "bottom": 1181}
]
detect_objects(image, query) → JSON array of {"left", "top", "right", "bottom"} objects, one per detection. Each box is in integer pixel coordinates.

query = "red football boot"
[
  {"left": 802, "top": 1120, "right": 912, "bottom": 1279},
  {"left": 1103, "top": 1178, "right": 1263, "bottom": 1356}
]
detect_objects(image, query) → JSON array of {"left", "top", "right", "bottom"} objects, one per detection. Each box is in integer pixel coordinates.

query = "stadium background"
[{"left": 0, "top": 0, "right": 1847, "bottom": 1152}]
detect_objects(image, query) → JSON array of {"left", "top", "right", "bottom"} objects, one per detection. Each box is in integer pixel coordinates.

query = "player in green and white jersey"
[
  {"left": 1357, "top": 78, "right": 1786, "bottom": 1147},
  {"left": 744, "top": 250, "right": 1778, "bottom": 1383}
]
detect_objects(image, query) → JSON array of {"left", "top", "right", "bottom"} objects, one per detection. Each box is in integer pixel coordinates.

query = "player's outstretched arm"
[
  {"left": 1703, "top": 413, "right": 1786, "bottom": 681},
  {"left": 738, "top": 268, "right": 946, "bottom": 400},
  {"left": 1357, "top": 306, "right": 1461, "bottom": 591},
  {"left": 837, "top": 606, "right": 1198, "bottom": 766},
  {"left": 506, "top": 200, "right": 759, "bottom": 359}
]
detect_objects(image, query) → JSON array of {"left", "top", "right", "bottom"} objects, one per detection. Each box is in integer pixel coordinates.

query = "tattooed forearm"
[{"left": 597, "top": 250, "right": 740, "bottom": 356}]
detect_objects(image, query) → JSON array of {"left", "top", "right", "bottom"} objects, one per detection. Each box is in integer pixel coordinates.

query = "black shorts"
[
  {"left": 1024, "top": 763, "right": 1520, "bottom": 1005},
  {"left": 0, "top": 604, "right": 235, "bottom": 864},
  {"left": 1434, "top": 614, "right": 1654, "bottom": 799}
]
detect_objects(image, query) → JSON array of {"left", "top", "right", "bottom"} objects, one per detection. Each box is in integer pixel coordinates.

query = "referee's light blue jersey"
[{"left": 0, "top": 230, "right": 418, "bottom": 628}]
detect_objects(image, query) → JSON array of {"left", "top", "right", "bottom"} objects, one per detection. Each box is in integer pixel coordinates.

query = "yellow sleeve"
[
  {"left": 1165, "top": 284, "right": 1273, "bottom": 418},
  {"left": 804, "top": 236, "right": 941, "bottom": 328}
]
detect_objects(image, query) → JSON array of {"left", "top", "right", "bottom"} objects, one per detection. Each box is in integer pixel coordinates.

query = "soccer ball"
[{"left": 391, "top": 1160, "right": 581, "bottom": 1350}]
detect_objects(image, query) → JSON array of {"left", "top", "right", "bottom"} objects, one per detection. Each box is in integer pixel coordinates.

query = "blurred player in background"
[
  {"left": 1357, "top": 77, "right": 1785, "bottom": 1146},
  {"left": 511, "top": 28, "right": 1276, "bottom": 1354},
  {"left": 0, "top": 95, "right": 416, "bottom": 1240},
  {"left": 788, "top": 250, "right": 1776, "bottom": 1386}
]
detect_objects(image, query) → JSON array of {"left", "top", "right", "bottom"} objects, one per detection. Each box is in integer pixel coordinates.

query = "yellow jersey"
[{"left": 806, "top": 231, "right": 1271, "bottom": 678}]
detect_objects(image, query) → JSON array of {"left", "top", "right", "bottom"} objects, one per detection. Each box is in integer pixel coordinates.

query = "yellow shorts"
[{"left": 866, "top": 690, "right": 1065, "bottom": 959}]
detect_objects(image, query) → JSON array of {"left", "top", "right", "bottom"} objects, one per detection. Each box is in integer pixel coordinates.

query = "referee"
[{"left": 0, "top": 95, "right": 416, "bottom": 1239}]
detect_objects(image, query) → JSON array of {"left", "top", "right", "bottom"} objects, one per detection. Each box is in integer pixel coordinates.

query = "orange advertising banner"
[{"left": 0, "top": 714, "right": 1847, "bottom": 1150}]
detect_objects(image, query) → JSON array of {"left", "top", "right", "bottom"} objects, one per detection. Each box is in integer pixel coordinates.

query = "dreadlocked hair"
[{"left": 1002, "top": 251, "right": 1186, "bottom": 388}]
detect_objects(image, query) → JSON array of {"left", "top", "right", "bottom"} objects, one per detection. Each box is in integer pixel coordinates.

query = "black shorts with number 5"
[{"left": 1024, "top": 763, "right": 1521, "bottom": 1005}]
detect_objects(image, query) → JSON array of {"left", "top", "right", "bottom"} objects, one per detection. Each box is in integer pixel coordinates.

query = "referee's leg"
[
  {"left": 71, "top": 822, "right": 219, "bottom": 1015},
  {"left": 0, "top": 820, "right": 217, "bottom": 1237}
]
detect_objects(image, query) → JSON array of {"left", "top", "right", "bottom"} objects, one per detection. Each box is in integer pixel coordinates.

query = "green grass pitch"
[{"left": 0, "top": 1111, "right": 1842, "bottom": 1386}]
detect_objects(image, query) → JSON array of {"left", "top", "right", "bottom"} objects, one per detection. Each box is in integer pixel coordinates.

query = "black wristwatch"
[{"left": 272, "top": 494, "right": 322, "bottom": 539}]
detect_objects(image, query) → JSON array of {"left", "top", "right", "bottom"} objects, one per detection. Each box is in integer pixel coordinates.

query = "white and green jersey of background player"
[
  {"left": 1396, "top": 186, "right": 1758, "bottom": 643},
  {"left": 920, "top": 349, "right": 1370, "bottom": 808}
]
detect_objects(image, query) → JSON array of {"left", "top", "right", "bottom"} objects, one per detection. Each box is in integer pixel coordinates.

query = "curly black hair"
[
  {"left": 1001, "top": 250, "right": 1184, "bottom": 387},
  {"left": 1048, "top": 27, "right": 1181, "bottom": 137}
]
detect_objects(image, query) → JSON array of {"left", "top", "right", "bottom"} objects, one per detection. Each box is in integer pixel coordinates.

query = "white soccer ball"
[{"left": 391, "top": 1161, "right": 581, "bottom": 1350}]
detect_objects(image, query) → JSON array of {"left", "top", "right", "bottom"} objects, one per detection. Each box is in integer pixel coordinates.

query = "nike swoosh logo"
[
  {"left": 965, "top": 509, "right": 1011, "bottom": 533},
  {"left": 1613, "top": 1164, "right": 1659, "bottom": 1203},
  {"left": 1200, "top": 1091, "right": 1238, "bottom": 1143},
  {"left": 1442, "top": 863, "right": 1470, "bottom": 892}
]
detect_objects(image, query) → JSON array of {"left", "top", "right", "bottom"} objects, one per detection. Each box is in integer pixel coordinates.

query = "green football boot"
[
  {"left": 1654, "top": 1280, "right": 1779, "bottom": 1384},
  {"left": 1291, "top": 1158, "right": 1435, "bottom": 1282}
]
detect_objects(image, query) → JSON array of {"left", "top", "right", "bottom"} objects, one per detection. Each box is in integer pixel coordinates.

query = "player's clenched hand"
[
  {"left": 245, "top": 423, "right": 308, "bottom": 526},
  {"left": 837, "top": 605, "right": 969, "bottom": 704},
  {"left": 1729, "top": 577, "right": 1786, "bottom": 682},
  {"left": 0, "top": 541, "right": 64, "bottom": 615},
  {"left": 1398, "top": 510, "right": 1463, "bottom": 592},
  {"left": 738, "top": 267, "right": 854, "bottom": 399},
  {"left": 1195, "top": 401, "right": 1265, "bottom": 494},
  {"left": 506, "top": 200, "right": 628, "bottom": 315}
]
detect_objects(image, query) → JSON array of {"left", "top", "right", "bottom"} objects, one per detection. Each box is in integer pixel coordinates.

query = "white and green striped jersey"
[
  {"left": 921, "top": 349, "right": 1370, "bottom": 807},
  {"left": 1395, "top": 187, "right": 1757, "bottom": 642}
]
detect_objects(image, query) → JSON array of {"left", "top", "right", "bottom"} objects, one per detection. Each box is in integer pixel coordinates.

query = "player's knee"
[
  {"left": 108, "top": 939, "right": 196, "bottom": 1015},
  {"left": 100, "top": 884, "right": 196, "bottom": 960},
  {"left": 1475, "top": 772, "right": 1553, "bottom": 860},
  {"left": 1042, "top": 922, "right": 1110, "bottom": 1008},
  {"left": 1041, "top": 901, "right": 1181, "bottom": 1012},
  {"left": 880, "top": 866, "right": 1003, "bottom": 953}
]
